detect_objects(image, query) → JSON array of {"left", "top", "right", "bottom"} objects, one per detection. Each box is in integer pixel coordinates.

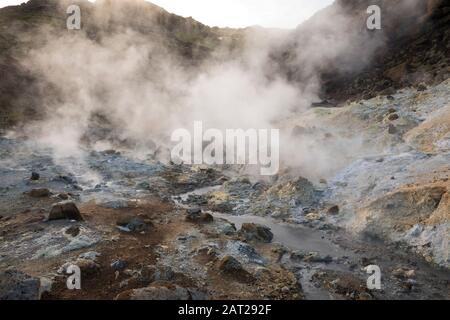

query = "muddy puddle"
[{"left": 174, "top": 187, "right": 450, "bottom": 300}]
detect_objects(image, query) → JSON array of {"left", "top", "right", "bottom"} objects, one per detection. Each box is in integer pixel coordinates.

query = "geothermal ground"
[{"left": 0, "top": 79, "right": 449, "bottom": 300}]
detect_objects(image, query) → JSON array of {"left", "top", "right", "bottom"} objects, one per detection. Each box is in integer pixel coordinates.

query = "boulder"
[
  {"left": 48, "top": 202, "right": 83, "bottom": 221},
  {"left": 239, "top": 223, "right": 274, "bottom": 243},
  {"left": 27, "top": 188, "right": 51, "bottom": 198}
]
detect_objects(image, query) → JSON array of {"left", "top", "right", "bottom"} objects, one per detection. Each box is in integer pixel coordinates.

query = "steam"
[{"left": 16, "top": 0, "right": 427, "bottom": 181}]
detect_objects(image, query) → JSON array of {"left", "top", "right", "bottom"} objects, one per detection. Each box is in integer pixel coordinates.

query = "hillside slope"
[{"left": 0, "top": 0, "right": 243, "bottom": 128}]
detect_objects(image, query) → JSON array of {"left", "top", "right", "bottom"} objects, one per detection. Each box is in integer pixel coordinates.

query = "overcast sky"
[{"left": 0, "top": 0, "right": 334, "bottom": 28}]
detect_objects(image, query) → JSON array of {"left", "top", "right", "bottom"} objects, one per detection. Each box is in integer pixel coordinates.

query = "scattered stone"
[
  {"left": 78, "top": 251, "right": 101, "bottom": 261},
  {"left": 417, "top": 83, "right": 427, "bottom": 92},
  {"left": 0, "top": 269, "right": 40, "bottom": 300},
  {"left": 56, "top": 175, "right": 77, "bottom": 185},
  {"left": 306, "top": 212, "right": 322, "bottom": 221},
  {"left": 116, "top": 217, "right": 151, "bottom": 233},
  {"left": 57, "top": 193, "right": 70, "bottom": 200},
  {"left": 392, "top": 268, "right": 416, "bottom": 279},
  {"left": 27, "top": 188, "right": 51, "bottom": 198},
  {"left": 65, "top": 226, "right": 80, "bottom": 237},
  {"left": 187, "top": 208, "right": 201, "bottom": 215},
  {"left": 47, "top": 201, "right": 83, "bottom": 221},
  {"left": 195, "top": 246, "right": 219, "bottom": 262},
  {"left": 76, "top": 259, "right": 101, "bottom": 276},
  {"left": 185, "top": 209, "right": 213, "bottom": 224},
  {"left": 327, "top": 205, "right": 340, "bottom": 215},
  {"left": 30, "top": 172, "right": 40, "bottom": 181},
  {"left": 292, "top": 251, "right": 333, "bottom": 263},
  {"left": 103, "top": 149, "right": 121, "bottom": 156},
  {"left": 226, "top": 241, "right": 265, "bottom": 265},
  {"left": 388, "top": 113, "right": 400, "bottom": 121},
  {"left": 111, "top": 259, "right": 128, "bottom": 271},
  {"left": 218, "top": 256, "right": 244, "bottom": 274},
  {"left": 239, "top": 223, "right": 274, "bottom": 243}
]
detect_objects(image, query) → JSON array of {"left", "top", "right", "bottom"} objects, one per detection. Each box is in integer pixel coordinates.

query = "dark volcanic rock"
[
  {"left": 30, "top": 172, "right": 40, "bottom": 181},
  {"left": 239, "top": 223, "right": 274, "bottom": 243},
  {"left": 185, "top": 209, "right": 214, "bottom": 224},
  {"left": 27, "top": 188, "right": 51, "bottom": 198},
  {"left": 0, "top": 269, "right": 40, "bottom": 300},
  {"left": 218, "top": 256, "right": 244, "bottom": 274},
  {"left": 48, "top": 202, "right": 83, "bottom": 221}
]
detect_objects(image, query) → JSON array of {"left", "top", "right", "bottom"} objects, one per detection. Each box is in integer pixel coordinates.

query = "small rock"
[
  {"left": 65, "top": 226, "right": 80, "bottom": 237},
  {"left": 185, "top": 209, "right": 214, "bottom": 224},
  {"left": 387, "top": 113, "right": 400, "bottom": 121},
  {"left": 187, "top": 208, "right": 202, "bottom": 215},
  {"left": 417, "top": 83, "right": 427, "bottom": 92},
  {"left": 57, "top": 193, "right": 70, "bottom": 200},
  {"left": 116, "top": 217, "right": 151, "bottom": 233},
  {"left": 392, "top": 268, "right": 416, "bottom": 279},
  {"left": 30, "top": 172, "right": 40, "bottom": 181},
  {"left": 239, "top": 223, "right": 274, "bottom": 243},
  {"left": 218, "top": 256, "right": 244, "bottom": 274},
  {"left": 75, "top": 259, "right": 101, "bottom": 276},
  {"left": 327, "top": 205, "right": 340, "bottom": 215},
  {"left": 27, "top": 188, "right": 51, "bottom": 198},
  {"left": 78, "top": 251, "right": 101, "bottom": 261},
  {"left": 111, "top": 260, "right": 127, "bottom": 271},
  {"left": 48, "top": 202, "right": 83, "bottom": 221}
]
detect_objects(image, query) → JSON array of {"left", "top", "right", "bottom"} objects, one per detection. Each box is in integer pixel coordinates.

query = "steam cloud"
[{"left": 16, "top": 0, "right": 427, "bottom": 181}]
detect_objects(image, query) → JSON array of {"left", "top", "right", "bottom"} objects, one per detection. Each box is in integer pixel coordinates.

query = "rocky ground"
[{"left": 0, "top": 78, "right": 449, "bottom": 300}]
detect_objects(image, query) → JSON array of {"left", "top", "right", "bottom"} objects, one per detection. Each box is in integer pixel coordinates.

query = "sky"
[{"left": 0, "top": 0, "right": 334, "bottom": 29}]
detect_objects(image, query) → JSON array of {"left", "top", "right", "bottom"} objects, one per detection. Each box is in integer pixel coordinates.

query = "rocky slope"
[{"left": 276, "top": 0, "right": 450, "bottom": 103}]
